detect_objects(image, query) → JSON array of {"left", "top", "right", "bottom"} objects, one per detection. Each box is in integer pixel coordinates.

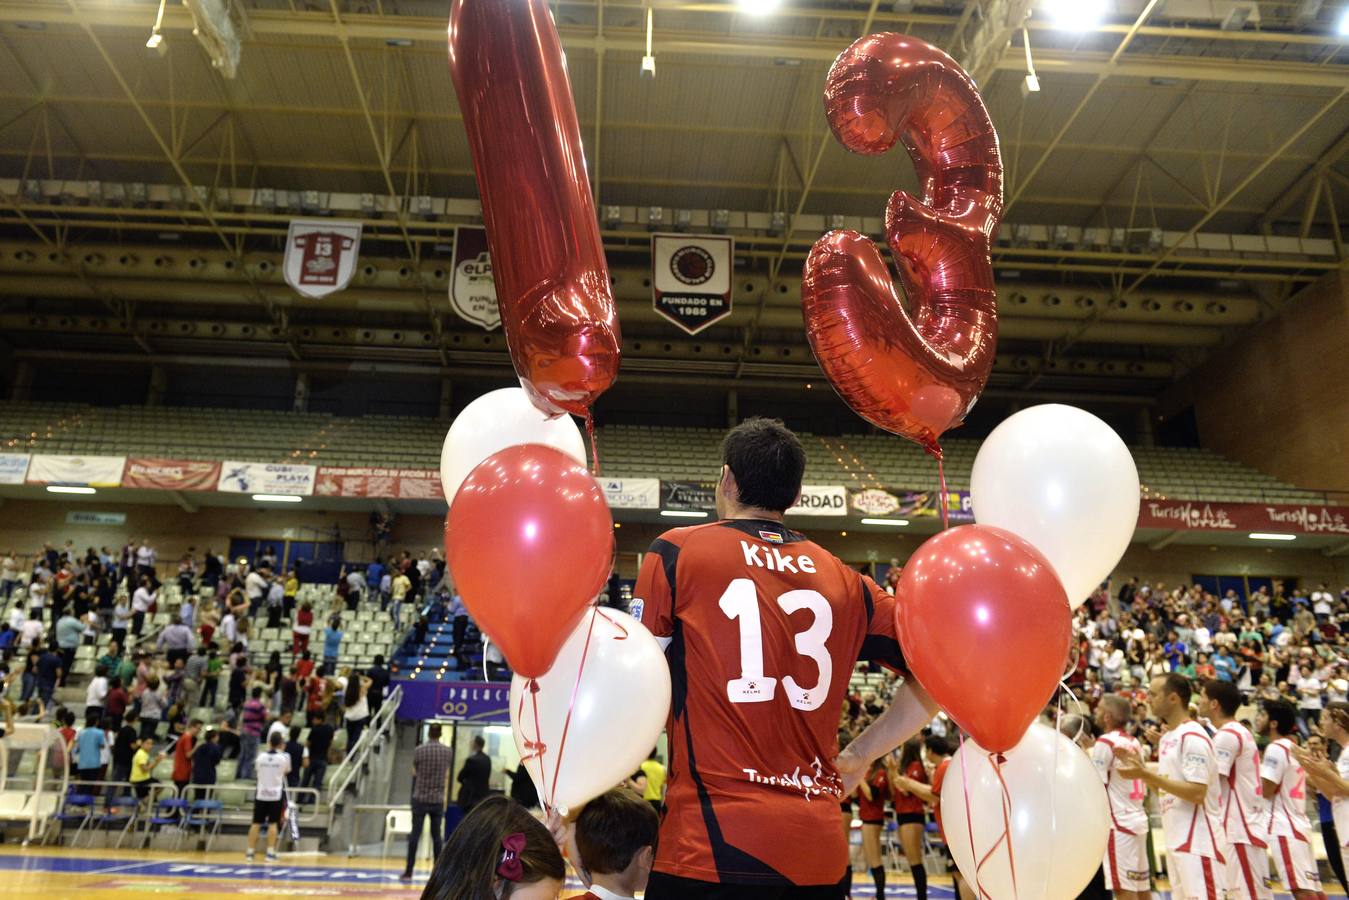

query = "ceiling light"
[
  {"left": 47, "top": 485, "right": 96, "bottom": 495},
  {"left": 253, "top": 494, "right": 302, "bottom": 503},
  {"left": 1043, "top": 0, "right": 1106, "bottom": 30},
  {"left": 739, "top": 0, "right": 781, "bottom": 13},
  {"left": 1249, "top": 532, "right": 1296, "bottom": 542},
  {"left": 661, "top": 510, "right": 708, "bottom": 518},
  {"left": 861, "top": 518, "right": 909, "bottom": 527},
  {"left": 641, "top": 7, "right": 655, "bottom": 78}
]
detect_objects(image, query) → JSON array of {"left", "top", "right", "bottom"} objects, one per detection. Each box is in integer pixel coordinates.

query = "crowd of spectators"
[{"left": 0, "top": 538, "right": 457, "bottom": 807}]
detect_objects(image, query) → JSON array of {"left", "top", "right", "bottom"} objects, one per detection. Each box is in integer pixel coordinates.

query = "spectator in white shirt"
[
  {"left": 245, "top": 567, "right": 270, "bottom": 618},
  {"left": 1312, "top": 584, "right": 1334, "bottom": 621},
  {"left": 8, "top": 605, "right": 25, "bottom": 632},
  {"left": 19, "top": 616, "right": 43, "bottom": 649},
  {"left": 0, "top": 553, "right": 17, "bottom": 601},
  {"left": 135, "top": 540, "right": 156, "bottom": 582},
  {"left": 221, "top": 610, "right": 238, "bottom": 644},
  {"left": 131, "top": 576, "right": 156, "bottom": 636},
  {"left": 27, "top": 578, "right": 47, "bottom": 621}
]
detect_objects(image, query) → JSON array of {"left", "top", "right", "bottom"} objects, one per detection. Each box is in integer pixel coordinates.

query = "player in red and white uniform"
[
  {"left": 1092, "top": 695, "right": 1150, "bottom": 900},
  {"left": 1114, "top": 673, "right": 1225, "bottom": 900},
  {"left": 1200, "top": 679, "right": 1273, "bottom": 899},
  {"left": 1299, "top": 704, "right": 1349, "bottom": 895},
  {"left": 634, "top": 418, "right": 938, "bottom": 898},
  {"left": 1258, "top": 699, "right": 1326, "bottom": 899}
]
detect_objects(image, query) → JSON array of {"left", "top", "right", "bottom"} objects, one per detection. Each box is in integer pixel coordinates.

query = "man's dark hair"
[
  {"left": 574, "top": 788, "right": 659, "bottom": 875},
  {"left": 1263, "top": 699, "right": 1298, "bottom": 737},
  {"left": 721, "top": 417, "right": 806, "bottom": 513},
  {"left": 1203, "top": 679, "right": 1241, "bottom": 717},
  {"left": 1160, "top": 672, "right": 1192, "bottom": 706},
  {"left": 924, "top": 735, "right": 954, "bottom": 756},
  {"left": 428, "top": 723, "right": 442, "bottom": 740},
  {"left": 471, "top": 735, "right": 485, "bottom": 751},
  {"left": 269, "top": 731, "right": 285, "bottom": 748}
]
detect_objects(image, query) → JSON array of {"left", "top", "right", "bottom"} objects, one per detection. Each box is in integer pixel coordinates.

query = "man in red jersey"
[{"left": 635, "top": 418, "right": 937, "bottom": 898}]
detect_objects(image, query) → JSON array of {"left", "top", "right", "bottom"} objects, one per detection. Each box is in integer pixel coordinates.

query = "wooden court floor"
[{"left": 0, "top": 847, "right": 944, "bottom": 898}]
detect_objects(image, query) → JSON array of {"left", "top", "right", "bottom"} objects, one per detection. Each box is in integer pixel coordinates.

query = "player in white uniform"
[
  {"left": 1201, "top": 679, "right": 1273, "bottom": 899},
  {"left": 1092, "top": 695, "right": 1150, "bottom": 899},
  {"left": 1257, "top": 699, "right": 1326, "bottom": 900},
  {"left": 1299, "top": 703, "right": 1349, "bottom": 896},
  {"left": 1115, "top": 673, "right": 1225, "bottom": 900}
]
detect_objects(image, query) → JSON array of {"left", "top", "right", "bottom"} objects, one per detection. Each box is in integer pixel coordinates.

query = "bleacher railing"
[{"left": 325, "top": 684, "right": 402, "bottom": 838}]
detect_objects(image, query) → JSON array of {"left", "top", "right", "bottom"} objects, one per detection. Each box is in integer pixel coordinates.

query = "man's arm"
[
  {"left": 1115, "top": 747, "right": 1206, "bottom": 805},
  {"left": 835, "top": 679, "right": 939, "bottom": 794},
  {"left": 891, "top": 773, "right": 938, "bottom": 805}
]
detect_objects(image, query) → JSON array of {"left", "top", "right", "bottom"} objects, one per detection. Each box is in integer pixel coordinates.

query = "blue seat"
[
  {"left": 49, "top": 793, "right": 95, "bottom": 846},
  {"left": 141, "top": 798, "right": 190, "bottom": 848},
  {"left": 185, "top": 798, "right": 224, "bottom": 851},
  {"left": 93, "top": 795, "right": 139, "bottom": 848}
]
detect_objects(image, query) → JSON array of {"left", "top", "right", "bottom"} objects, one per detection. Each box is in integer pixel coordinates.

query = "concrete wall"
[{"left": 1164, "top": 270, "right": 1349, "bottom": 496}]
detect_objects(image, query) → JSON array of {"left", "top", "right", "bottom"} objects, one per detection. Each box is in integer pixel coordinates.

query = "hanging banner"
[
  {"left": 217, "top": 461, "right": 316, "bottom": 496},
  {"left": 661, "top": 480, "right": 717, "bottom": 512},
  {"left": 26, "top": 455, "right": 125, "bottom": 487},
  {"left": 66, "top": 511, "right": 127, "bottom": 526},
  {"left": 122, "top": 458, "right": 222, "bottom": 491},
  {"left": 394, "top": 680, "right": 511, "bottom": 723},
  {"left": 284, "top": 219, "right": 363, "bottom": 299},
  {"left": 848, "top": 487, "right": 974, "bottom": 521},
  {"left": 651, "top": 233, "right": 734, "bottom": 334},
  {"left": 1138, "top": 499, "right": 1349, "bottom": 535},
  {"left": 786, "top": 485, "right": 848, "bottom": 517},
  {"left": 0, "top": 453, "right": 29, "bottom": 485},
  {"left": 449, "top": 226, "right": 501, "bottom": 330},
  {"left": 600, "top": 477, "right": 660, "bottom": 510},
  {"left": 314, "top": 467, "right": 445, "bottom": 500}
]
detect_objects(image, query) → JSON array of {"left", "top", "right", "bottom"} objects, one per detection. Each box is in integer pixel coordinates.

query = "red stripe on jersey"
[
  {"left": 1106, "top": 831, "right": 1120, "bottom": 889},
  {"left": 1279, "top": 836, "right": 1303, "bottom": 891},
  {"left": 1236, "top": 844, "right": 1259, "bottom": 900},
  {"left": 1201, "top": 857, "right": 1217, "bottom": 900}
]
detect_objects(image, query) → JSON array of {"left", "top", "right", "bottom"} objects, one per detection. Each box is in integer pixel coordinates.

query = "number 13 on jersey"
[{"left": 719, "top": 578, "right": 834, "bottom": 712}]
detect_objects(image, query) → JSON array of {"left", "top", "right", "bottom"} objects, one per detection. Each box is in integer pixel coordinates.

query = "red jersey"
[
  {"left": 636, "top": 518, "right": 906, "bottom": 886},
  {"left": 893, "top": 760, "right": 927, "bottom": 815},
  {"left": 930, "top": 757, "right": 951, "bottom": 839},
  {"left": 856, "top": 768, "right": 891, "bottom": 822}
]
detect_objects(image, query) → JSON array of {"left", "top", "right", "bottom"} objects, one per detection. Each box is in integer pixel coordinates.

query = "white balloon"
[
  {"left": 971, "top": 404, "right": 1139, "bottom": 608},
  {"left": 941, "top": 724, "right": 1110, "bottom": 900},
  {"left": 439, "top": 387, "right": 587, "bottom": 503},
  {"left": 509, "top": 608, "right": 671, "bottom": 814}
]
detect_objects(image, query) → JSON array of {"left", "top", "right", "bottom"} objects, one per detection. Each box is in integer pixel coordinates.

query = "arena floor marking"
[{"left": 0, "top": 849, "right": 1333, "bottom": 899}]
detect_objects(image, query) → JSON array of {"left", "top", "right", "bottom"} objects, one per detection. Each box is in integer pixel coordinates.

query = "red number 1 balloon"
[
  {"left": 449, "top": 0, "right": 621, "bottom": 417},
  {"left": 802, "top": 35, "right": 1003, "bottom": 453}
]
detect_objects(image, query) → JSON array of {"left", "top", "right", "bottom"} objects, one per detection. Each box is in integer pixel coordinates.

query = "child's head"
[
  {"left": 423, "top": 796, "right": 564, "bottom": 900},
  {"left": 573, "top": 788, "right": 659, "bottom": 893}
]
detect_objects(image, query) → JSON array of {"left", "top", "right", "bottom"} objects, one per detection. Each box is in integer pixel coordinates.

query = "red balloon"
[
  {"left": 448, "top": 0, "right": 621, "bottom": 417},
  {"left": 895, "top": 525, "right": 1070, "bottom": 753},
  {"left": 803, "top": 35, "right": 1003, "bottom": 453},
  {"left": 446, "top": 444, "right": 614, "bottom": 677}
]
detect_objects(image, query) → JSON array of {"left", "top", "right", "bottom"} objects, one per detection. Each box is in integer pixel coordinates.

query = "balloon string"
[
  {"left": 929, "top": 444, "right": 949, "bottom": 531},
  {"left": 548, "top": 609, "right": 601, "bottom": 810},
  {"left": 516, "top": 679, "right": 552, "bottom": 813},
  {"left": 585, "top": 409, "right": 600, "bottom": 476},
  {"left": 982, "top": 754, "right": 1018, "bottom": 900},
  {"left": 957, "top": 732, "right": 989, "bottom": 900}
]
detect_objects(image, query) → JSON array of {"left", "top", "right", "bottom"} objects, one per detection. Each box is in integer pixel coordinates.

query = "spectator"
[
  {"left": 455, "top": 734, "right": 492, "bottom": 813},
  {"left": 85, "top": 664, "right": 109, "bottom": 722},
  {"left": 504, "top": 762, "right": 539, "bottom": 811},
  {"left": 366, "top": 655, "right": 389, "bottom": 719},
  {"left": 293, "top": 602, "right": 314, "bottom": 655},
  {"left": 105, "top": 676, "right": 129, "bottom": 731},
  {"left": 267, "top": 710, "right": 293, "bottom": 749},
  {"left": 35, "top": 643, "right": 63, "bottom": 709},
  {"left": 239, "top": 687, "right": 267, "bottom": 780},
  {"left": 228, "top": 659, "right": 249, "bottom": 712},
  {"left": 421, "top": 797, "right": 564, "bottom": 899},
  {"left": 172, "top": 719, "right": 201, "bottom": 797},
  {"left": 245, "top": 732, "right": 291, "bottom": 863},
  {"left": 139, "top": 674, "right": 165, "bottom": 740},
  {"left": 192, "top": 729, "right": 223, "bottom": 799},
  {"left": 266, "top": 576, "right": 285, "bottom": 629},
  {"left": 344, "top": 566, "right": 364, "bottom": 611},
  {"left": 343, "top": 674, "right": 372, "bottom": 749},
  {"left": 400, "top": 723, "right": 455, "bottom": 881},
  {"left": 572, "top": 788, "right": 661, "bottom": 900},
  {"left": 183, "top": 648, "right": 208, "bottom": 710},
  {"left": 322, "top": 618, "right": 343, "bottom": 677},
  {"left": 130, "top": 735, "right": 165, "bottom": 803},
  {"left": 365, "top": 559, "right": 384, "bottom": 608},
  {"left": 390, "top": 568, "right": 410, "bottom": 626},
  {"left": 131, "top": 577, "right": 156, "bottom": 637},
  {"left": 283, "top": 570, "right": 298, "bottom": 619},
  {"left": 54, "top": 611, "right": 83, "bottom": 683},
  {"left": 284, "top": 725, "right": 305, "bottom": 788},
  {"left": 157, "top": 615, "right": 196, "bottom": 667},
  {"left": 73, "top": 710, "right": 107, "bottom": 791},
  {"left": 301, "top": 710, "right": 334, "bottom": 800},
  {"left": 19, "top": 614, "right": 43, "bottom": 650},
  {"left": 111, "top": 594, "right": 131, "bottom": 648},
  {"left": 245, "top": 565, "right": 270, "bottom": 618},
  {"left": 0, "top": 551, "right": 17, "bottom": 600}
]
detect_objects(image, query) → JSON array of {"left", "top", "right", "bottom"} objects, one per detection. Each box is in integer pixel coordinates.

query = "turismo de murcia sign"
[{"left": 651, "top": 234, "right": 734, "bottom": 334}]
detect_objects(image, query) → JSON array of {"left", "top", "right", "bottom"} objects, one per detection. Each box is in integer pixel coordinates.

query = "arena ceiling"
[{"left": 0, "top": 0, "right": 1346, "bottom": 421}]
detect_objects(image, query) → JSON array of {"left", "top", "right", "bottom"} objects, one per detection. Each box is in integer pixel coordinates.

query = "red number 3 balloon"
[
  {"left": 802, "top": 35, "right": 1003, "bottom": 453},
  {"left": 449, "top": 0, "right": 620, "bottom": 418}
]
